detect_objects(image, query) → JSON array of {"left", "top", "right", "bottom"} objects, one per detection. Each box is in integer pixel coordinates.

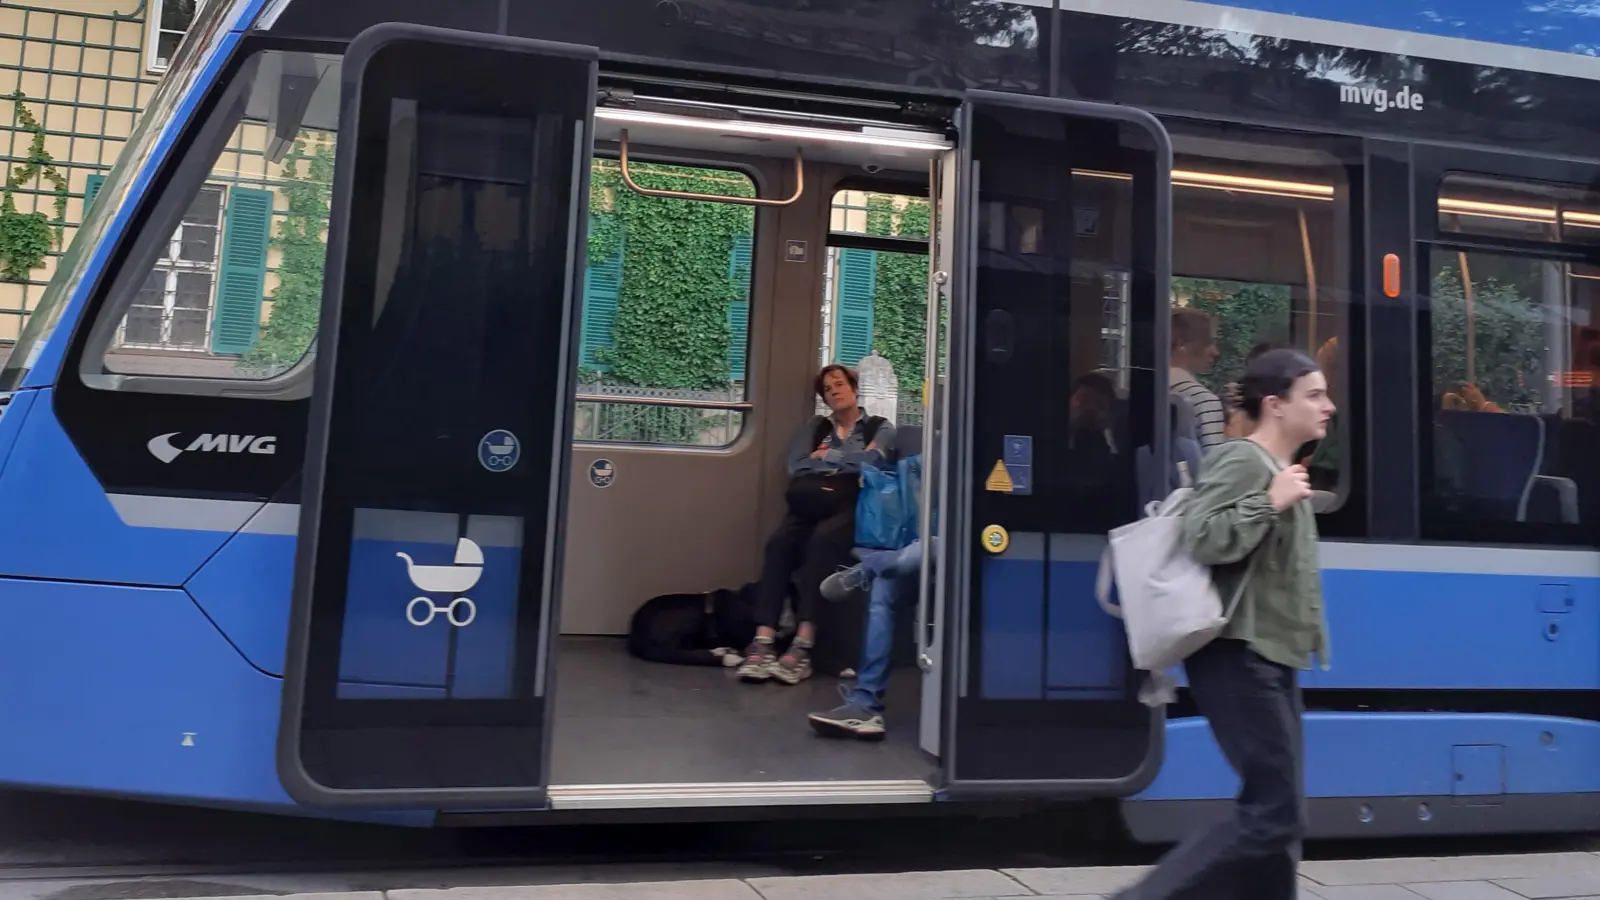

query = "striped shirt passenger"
[
  {"left": 1171, "top": 307, "right": 1226, "bottom": 451},
  {"left": 1171, "top": 371, "right": 1226, "bottom": 450}
]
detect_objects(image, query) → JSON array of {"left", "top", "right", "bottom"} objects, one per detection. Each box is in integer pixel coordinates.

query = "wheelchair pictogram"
[{"left": 396, "top": 537, "right": 482, "bottom": 627}]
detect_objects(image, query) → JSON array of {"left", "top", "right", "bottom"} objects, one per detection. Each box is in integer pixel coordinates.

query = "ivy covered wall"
[
  {"left": 577, "top": 181, "right": 937, "bottom": 399},
  {"left": 238, "top": 136, "right": 333, "bottom": 375},
  {"left": 581, "top": 160, "right": 754, "bottom": 391},
  {"left": 863, "top": 194, "right": 931, "bottom": 393}
]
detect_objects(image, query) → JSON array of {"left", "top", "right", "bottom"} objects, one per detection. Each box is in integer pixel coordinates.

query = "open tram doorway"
[{"left": 546, "top": 84, "right": 953, "bottom": 797}]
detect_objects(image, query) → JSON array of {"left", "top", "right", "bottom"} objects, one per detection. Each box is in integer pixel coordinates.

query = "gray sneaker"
[
  {"left": 772, "top": 637, "right": 813, "bottom": 685},
  {"left": 736, "top": 637, "right": 776, "bottom": 682},
  {"left": 808, "top": 687, "right": 885, "bottom": 740},
  {"left": 820, "top": 564, "right": 871, "bottom": 603}
]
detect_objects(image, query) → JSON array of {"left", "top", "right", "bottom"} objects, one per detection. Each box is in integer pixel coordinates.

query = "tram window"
[
  {"left": 819, "top": 189, "right": 930, "bottom": 425},
  {"left": 1439, "top": 173, "right": 1600, "bottom": 247},
  {"left": 1422, "top": 247, "right": 1600, "bottom": 543},
  {"left": 83, "top": 49, "right": 341, "bottom": 387},
  {"left": 572, "top": 160, "right": 756, "bottom": 448},
  {"left": 1168, "top": 142, "right": 1354, "bottom": 506}
]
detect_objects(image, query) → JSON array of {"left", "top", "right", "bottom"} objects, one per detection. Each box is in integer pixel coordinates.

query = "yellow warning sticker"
[{"left": 985, "top": 459, "right": 1013, "bottom": 493}]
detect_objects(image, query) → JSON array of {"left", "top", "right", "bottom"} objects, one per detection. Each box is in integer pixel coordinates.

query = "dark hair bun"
[{"left": 1239, "top": 348, "right": 1319, "bottom": 420}]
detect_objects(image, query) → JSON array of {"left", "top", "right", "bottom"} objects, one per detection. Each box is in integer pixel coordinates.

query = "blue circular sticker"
[
  {"left": 588, "top": 458, "right": 615, "bottom": 488},
  {"left": 478, "top": 430, "right": 520, "bottom": 472}
]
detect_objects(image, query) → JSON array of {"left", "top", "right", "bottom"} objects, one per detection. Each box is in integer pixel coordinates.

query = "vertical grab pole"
[{"left": 916, "top": 157, "right": 943, "bottom": 670}]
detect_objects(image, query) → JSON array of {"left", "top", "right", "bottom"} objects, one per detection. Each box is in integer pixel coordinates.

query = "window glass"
[
  {"left": 1439, "top": 172, "right": 1600, "bottom": 247},
  {"left": 821, "top": 189, "right": 930, "bottom": 425},
  {"left": 149, "top": 0, "right": 198, "bottom": 71},
  {"left": 87, "top": 49, "right": 340, "bottom": 384},
  {"left": 1423, "top": 247, "right": 1600, "bottom": 541},
  {"left": 1168, "top": 140, "right": 1353, "bottom": 503},
  {"left": 116, "top": 185, "right": 221, "bottom": 351},
  {"left": 572, "top": 160, "right": 755, "bottom": 447}
]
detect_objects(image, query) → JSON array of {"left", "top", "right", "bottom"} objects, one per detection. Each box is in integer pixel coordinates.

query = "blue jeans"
[{"left": 846, "top": 539, "right": 924, "bottom": 715}]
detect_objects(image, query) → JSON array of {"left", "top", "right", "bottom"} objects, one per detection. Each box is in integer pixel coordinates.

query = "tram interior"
[{"left": 549, "top": 95, "right": 950, "bottom": 788}]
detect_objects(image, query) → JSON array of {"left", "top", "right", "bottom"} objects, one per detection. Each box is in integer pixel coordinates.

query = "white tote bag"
[{"left": 1095, "top": 443, "right": 1276, "bottom": 705}]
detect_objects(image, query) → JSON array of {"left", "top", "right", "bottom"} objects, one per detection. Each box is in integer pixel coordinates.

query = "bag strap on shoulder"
[
  {"left": 811, "top": 416, "right": 833, "bottom": 447},
  {"left": 862, "top": 414, "right": 887, "bottom": 447}
]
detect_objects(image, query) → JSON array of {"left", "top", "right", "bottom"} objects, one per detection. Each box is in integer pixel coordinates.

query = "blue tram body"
[{"left": 0, "top": 0, "right": 1597, "bottom": 836}]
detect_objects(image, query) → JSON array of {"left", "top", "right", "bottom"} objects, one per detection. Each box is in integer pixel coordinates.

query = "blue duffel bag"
[{"left": 855, "top": 454, "right": 923, "bottom": 550}]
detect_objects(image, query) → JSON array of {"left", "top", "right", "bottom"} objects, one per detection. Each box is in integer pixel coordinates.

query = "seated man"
[
  {"left": 738, "top": 364, "right": 893, "bottom": 686},
  {"left": 805, "top": 537, "right": 926, "bottom": 739}
]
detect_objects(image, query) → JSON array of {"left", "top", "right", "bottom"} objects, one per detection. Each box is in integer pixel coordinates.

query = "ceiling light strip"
[{"left": 595, "top": 107, "right": 953, "bottom": 151}]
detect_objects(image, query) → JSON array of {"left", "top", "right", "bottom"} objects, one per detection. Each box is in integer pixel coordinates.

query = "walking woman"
[{"left": 1114, "top": 348, "right": 1334, "bottom": 900}]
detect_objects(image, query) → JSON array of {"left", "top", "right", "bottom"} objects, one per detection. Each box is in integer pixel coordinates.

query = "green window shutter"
[
  {"left": 210, "top": 186, "right": 273, "bottom": 355},
  {"left": 82, "top": 174, "right": 105, "bottom": 214},
  {"left": 727, "top": 233, "right": 752, "bottom": 381},
  {"left": 834, "top": 247, "right": 877, "bottom": 366},
  {"left": 580, "top": 219, "right": 623, "bottom": 372}
]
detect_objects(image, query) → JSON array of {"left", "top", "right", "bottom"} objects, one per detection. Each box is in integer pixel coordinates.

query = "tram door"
[
  {"left": 939, "top": 94, "right": 1171, "bottom": 796},
  {"left": 277, "top": 24, "right": 596, "bottom": 806}
]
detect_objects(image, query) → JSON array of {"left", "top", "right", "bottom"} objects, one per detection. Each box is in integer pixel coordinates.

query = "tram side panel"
[{"left": 1128, "top": 550, "right": 1600, "bottom": 839}]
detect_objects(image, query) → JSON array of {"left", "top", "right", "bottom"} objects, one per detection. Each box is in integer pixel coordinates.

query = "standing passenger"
[
  {"left": 1170, "top": 307, "right": 1227, "bottom": 450},
  {"left": 738, "top": 364, "right": 893, "bottom": 686},
  {"left": 1113, "top": 349, "right": 1334, "bottom": 900}
]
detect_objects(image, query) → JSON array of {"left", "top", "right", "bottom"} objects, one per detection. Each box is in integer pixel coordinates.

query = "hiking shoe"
[
  {"left": 736, "top": 637, "right": 776, "bottom": 682},
  {"left": 808, "top": 689, "right": 885, "bottom": 740},
  {"left": 820, "top": 564, "right": 870, "bottom": 602},
  {"left": 772, "top": 638, "right": 813, "bottom": 685}
]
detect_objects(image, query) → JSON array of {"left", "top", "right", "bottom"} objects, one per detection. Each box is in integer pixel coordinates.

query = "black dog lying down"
[{"left": 626, "top": 583, "right": 798, "bottom": 667}]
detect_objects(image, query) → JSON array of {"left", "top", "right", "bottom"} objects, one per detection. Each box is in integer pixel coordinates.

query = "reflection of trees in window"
[
  {"left": 1431, "top": 258, "right": 1549, "bottom": 413},
  {"left": 1171, "top": 277, "right": 1291, "bottom": 396},
  {"left": 671, "top": 0, "right": 1046, "bottom": 90},
  {"left": 1057, "top": 16, "right": 1551, "bottom": 142}
]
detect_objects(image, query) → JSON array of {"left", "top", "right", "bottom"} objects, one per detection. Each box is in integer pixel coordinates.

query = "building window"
[
  {"left": 118, "top": 185, "right": 222, "bottom": 350},
  {"left": 146, "top": 0, "right": 198, "bottom": 72}
]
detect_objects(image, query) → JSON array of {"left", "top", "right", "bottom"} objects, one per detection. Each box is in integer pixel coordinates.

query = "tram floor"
[{"left": 548, "top": 636, "right": 935, "bottom": 786}]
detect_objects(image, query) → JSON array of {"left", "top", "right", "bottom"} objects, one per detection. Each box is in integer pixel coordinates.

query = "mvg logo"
[
  {"left": 147, "top": 432, "right": 277, "bottom": 464},
  {"left": 1340, "top": 83, "right": 1426, "bottom": 113}
]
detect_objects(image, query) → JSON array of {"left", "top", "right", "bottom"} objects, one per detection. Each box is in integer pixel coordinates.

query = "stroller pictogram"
[
  {"left": 479, "top": 429, "right": 521, "bottom": 471},
  {"left": 397, "top": 537, "right": 482, "bottom": 627}
]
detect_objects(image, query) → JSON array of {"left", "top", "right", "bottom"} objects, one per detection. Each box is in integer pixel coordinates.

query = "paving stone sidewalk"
[{"left": 157, "top": 851, "right": 1600, "bottom": 900}]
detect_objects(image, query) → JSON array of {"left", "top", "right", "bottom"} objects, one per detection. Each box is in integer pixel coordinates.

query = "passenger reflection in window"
[
  {"left": 1068, "top": 372, "right": 1119, "bottom": 455},
  {"left": 1063, "top": 372, "right": 1123, "bottom": 504},
  {"left": 1170, "top": 307, "right": 1227, "bottom": 450}
]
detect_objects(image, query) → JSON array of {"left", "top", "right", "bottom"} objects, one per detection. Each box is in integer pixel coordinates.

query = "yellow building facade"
[{"left": 0, "top": 0, "right": 330, "bottom": 380}]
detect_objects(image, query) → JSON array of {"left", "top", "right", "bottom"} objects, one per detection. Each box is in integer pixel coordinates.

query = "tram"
[{"left": 1, "top": 0, "right": 1598, "bottom": 838}]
